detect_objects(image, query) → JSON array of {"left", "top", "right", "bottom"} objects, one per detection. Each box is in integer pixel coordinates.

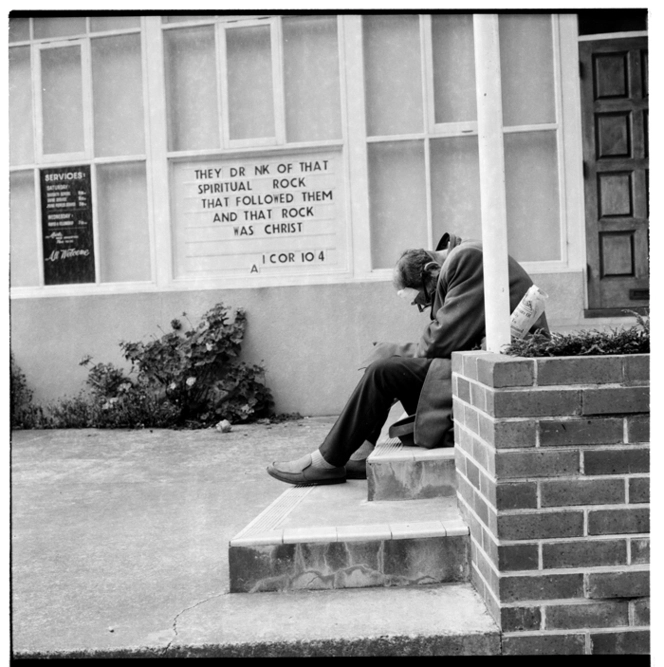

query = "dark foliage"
[
  {"left": 11, "top": 303, "right": 275, "bottom": 430},
  {"left": 503, "top": 311, "right": 649, "bottom": 358}
]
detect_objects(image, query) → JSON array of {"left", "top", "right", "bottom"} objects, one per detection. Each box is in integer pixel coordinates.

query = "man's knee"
[{"left": 364, "top": 356, "right": 404, "bottom": 381}]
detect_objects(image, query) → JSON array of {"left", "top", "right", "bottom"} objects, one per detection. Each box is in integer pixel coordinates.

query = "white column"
[{"left": 473, "top": 14, "right": 511, "bottom": 352}]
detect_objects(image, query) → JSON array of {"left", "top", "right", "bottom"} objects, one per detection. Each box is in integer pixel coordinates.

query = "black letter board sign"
[{"left": 40, "top": 165, "right": 95, "bottom": 285}]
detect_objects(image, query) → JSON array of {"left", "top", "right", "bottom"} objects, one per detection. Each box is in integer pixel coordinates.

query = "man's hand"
[{"left": 359, "top": 342, "right": 406, "bottom": 369}]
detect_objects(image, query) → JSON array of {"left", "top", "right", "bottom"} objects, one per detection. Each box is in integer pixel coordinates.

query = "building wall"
[
  {"left": 9, "top": 14, "right": 644, "bottom": 415},
  {"left": 11, "top": 268, "right": 605, "bottom": 414},
  {"left": 10, "top": 281, "right": 424, "bottom": 414}
]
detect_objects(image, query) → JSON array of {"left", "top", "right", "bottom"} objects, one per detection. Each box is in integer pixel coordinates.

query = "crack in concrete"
[{"left": 160, "top": 590, "right": 227, "bottom": 656}]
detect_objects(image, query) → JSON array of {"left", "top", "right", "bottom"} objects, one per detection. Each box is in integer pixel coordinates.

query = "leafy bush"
[
  {"left": 116, "top": 303, "right": 273, "bottom": 427},
  {"left": 10, "top": 353, "right": 46, "bottom": 429},
  {"left": 13, "top": 303, "right": 275, "bottom": 429},
  {"left": 503, "top": 310, "right": 649, "bottom": 358}
]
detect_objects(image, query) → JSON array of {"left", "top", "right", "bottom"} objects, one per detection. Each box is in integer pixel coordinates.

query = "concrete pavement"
[
  {"left": 10, "top": 419, "right": 500, "bottom": 657},
  {"left": 11, "top": 419, "right": 333, "bottom": 656}
]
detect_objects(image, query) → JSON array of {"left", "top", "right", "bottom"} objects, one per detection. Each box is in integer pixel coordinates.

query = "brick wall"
[{"left": 451, "top": 351, "right": 650, "bottom": 655}]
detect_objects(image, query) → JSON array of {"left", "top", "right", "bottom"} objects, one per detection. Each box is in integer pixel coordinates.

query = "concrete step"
[
  {"left": 367, "top": 436, "right": 456, "bottom": 501},
  {"left": 168, "top": 583, "right": 500, "bottom": 657},
  {"left": 16, "top": 583, "right": 500, "bottom": 657},
  {"left": 229, "top": 481, "right": 469, "bottom": 593}
]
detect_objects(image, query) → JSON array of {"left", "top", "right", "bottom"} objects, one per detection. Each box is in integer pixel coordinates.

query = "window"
[
  {"left": 9, "top": 16, "right": 151, "bottom": 288},
  {"left": 163, "top": 15, "right": 348, "bottom": 281},
  {"left": 10, "top": 13, "right": 581, "bottom": 297},
  {"left": 163, "top": 15, "right": 342, "bottom": 151},
  {"left": 363, "top": 14, "right": 565, "bottom": 268}
]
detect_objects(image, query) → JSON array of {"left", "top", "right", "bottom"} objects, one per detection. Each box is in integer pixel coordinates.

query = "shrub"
[
  {"left": 117, "top": 303, "right": 273, "bottom": 427},
  {"left": 13, "top": 302, "right": 274, "bottom": 430},
  {"left": 503, "top": 310, "right": 649, "bottom": 358},
  {"left": 10, "top": 353, "right": 46, "bottom": 429}
]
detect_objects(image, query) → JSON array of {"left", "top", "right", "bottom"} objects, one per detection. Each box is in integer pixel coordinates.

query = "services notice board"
[
  {"left": 40, "top": 165, "right": 95, "bottom": 285},
  {"left": 171, "top": 150, "right": 348, "bottom": 279}
]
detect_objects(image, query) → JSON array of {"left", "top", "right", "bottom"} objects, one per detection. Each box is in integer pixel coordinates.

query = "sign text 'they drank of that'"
[{"left": 172, "top": 152, "right": 345, "bottom": 278}]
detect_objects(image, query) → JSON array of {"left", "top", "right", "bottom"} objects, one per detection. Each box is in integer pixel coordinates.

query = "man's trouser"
[{"left": 319, "top": 356, "right": 433, "bottom": 467}]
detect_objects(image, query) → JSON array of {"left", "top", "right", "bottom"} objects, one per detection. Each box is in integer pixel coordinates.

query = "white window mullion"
[
  {"left": 341, "top": 14, "right": 372, "bottom": 276},
  {"left": 144, "top": 16, "right": 173, "bottom": 287},
  {"left": 336, "top": 14, "right": 356, "bottom": 277},
  {"left": 217, "top": 23, "right": 230, "bottom": 149},
  {"left": 420, "top": 14, "right": 434, "bottom": 248},
  {"left": 558, "top": 13, "right": 586, "bottom": 273},
  {"left": 421, "top": 14, "right": 436, "bottom": 136},
  {"left": 33, "top": 43, "right": 45, "bottom": 164},
  {"left": 89, "top": 164, "right": 102, "bottom": 282},
  {"left": 424, "top": 137, "right": 434, "bottom": 249},
  {"left": 272, "top": 17, "right": 286, "bottom": 144},
  {"left": 138, "top": 16, "right": 158, "bottom": 285},
  {"left": 550, "top": 15, "right": 569, "bottom": 267},
  {"left": 33, "top": 167, "right": 45, "bottom": 287},
  {"left": 77, "top": 38, "right": 94, "bottom": 157},
  {"left": 80, "top": 37, "right": 100, "bottom": 282}
]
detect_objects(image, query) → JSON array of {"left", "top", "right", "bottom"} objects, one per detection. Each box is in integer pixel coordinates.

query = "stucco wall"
[
  {"left": 10, "top": 281, "right": 430, "bottom": 415},
  {"left": 11, "top": 268, "right": 632, "bottom": 416}
]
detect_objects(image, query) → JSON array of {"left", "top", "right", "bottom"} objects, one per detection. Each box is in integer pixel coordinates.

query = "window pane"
[
  {"left": 90, "top": 16, "right": 141, "bottom": 32},
  {"left": 283, "top": 15, "right": 341, "bottom": 142},
  {"left": 10, "top": 171, "right": 40, "bottom": 287},
  {"left": 92, "top": 34, "right": 145, "bottom": 157},
  {"left": 41, "top": 46, "right": 85, "bottom": 155},
  {"left": 164, "top": 26, "right": 220, "bottom": 152},
  {"left": 500, "top": 14, "right": 556, "bottom": 127},
  {"left": 368, "top": 141, "right": 427, "bottom": 268},
  {"left": 33, "top": 16, "right": 87, "bottom": 39},
  {"left": 431, "top": 136, "right": 481, "bottom": 243},
  {"left": 227, "top": 25, "right": 274, "bottom": 140},
  {"left": 432, "top": 14, "right": 477, "bottom": 123},
  {"left": 9, "top": 17, "right": 30, "bottom": 42},
  {"left": 97, "top": 162, "right": 151, "bottom": 282},
  {"left": 504, "top": 131, "right": 560, "bottom": 261},
  {"left": 9, "top": 47, "right": 34, "bottom": 166},
  {"left": 363, "top": 15, "right": 423, "bottom": 137}
]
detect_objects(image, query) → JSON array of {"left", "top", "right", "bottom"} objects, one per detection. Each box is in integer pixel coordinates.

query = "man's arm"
[
  {"left": 416, "top": 246, "right": 487, "bottom": 358},
  {"left": 358, "top": 341, "right": 417, "bottom": 369}
]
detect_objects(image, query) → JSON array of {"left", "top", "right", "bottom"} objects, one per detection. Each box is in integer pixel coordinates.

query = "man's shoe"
[
  {"left": 267, "top": 454, "right": 346, "bottom": 486},
  {"left": 345, "top": 458, "right": 367, "bottom": 480}
]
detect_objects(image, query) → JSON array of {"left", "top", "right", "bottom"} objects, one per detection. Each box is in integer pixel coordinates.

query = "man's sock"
[
  {"left": 310, "top": 449, "right": 338, "bottom": 469},
  {"left": 349, "top": 439, "right": 375, "bottom": 461}
]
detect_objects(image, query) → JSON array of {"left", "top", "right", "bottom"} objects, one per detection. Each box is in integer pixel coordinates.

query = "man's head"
[{"left": 393, "top": 248, "right": 447, "bottom": 311}]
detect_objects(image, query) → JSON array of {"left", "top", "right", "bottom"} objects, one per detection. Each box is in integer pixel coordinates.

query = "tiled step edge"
[
  {"left": 367, "top": 437, "right": 457, "bottom": 501},
  {"left": 228, "top": 485, "right": 469, "bottom": 594}
]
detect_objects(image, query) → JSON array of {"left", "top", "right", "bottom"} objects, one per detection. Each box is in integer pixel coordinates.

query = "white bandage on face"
[{"left": 397, "top": 287, "right": 420, "bottom": 303}]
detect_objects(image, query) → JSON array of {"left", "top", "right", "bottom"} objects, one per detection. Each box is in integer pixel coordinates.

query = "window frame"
[
  {"left": 159, "top": 14, "right": 355, "bottom": 290},
  {"left": 357, "top": 13, "right": 585, "bottom": 281},
  {"left": 10, "top": 13, "right": 587, "bottom": 301},
  {"left": 10, "top": 17, "right": 156, "bottom": 297}
]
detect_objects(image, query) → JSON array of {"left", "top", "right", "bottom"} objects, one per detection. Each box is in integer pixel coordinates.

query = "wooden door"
[{"left": 579, "top": 37, "right": 649, "bottom": 316}]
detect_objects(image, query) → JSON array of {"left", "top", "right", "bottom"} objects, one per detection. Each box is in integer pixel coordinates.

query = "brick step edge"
[
  {"left": 227, "top": 484, "right": 470, "bottom": 593},
  {"left": 368, "top": 437, "right": 456, "bottom": 501}
]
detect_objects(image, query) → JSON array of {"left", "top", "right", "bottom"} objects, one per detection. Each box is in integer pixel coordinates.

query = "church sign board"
[
  {"left": 171, "top": 150, "right": 347, "bottom": 279},
  {"left": 40, "top": 165, "right": 95, "bottom": 285}
]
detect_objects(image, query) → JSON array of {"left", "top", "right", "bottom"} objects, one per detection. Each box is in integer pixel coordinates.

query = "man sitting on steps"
[{"left": 267, "top": 233, "right": 549, "bottom": 486}]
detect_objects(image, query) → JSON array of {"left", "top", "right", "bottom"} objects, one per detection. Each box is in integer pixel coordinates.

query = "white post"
[{"left": 473, "top": 14, "right": 512, "bottom": 352}]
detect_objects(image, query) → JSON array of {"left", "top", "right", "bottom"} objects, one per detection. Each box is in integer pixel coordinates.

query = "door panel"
[{"left": 580, "top": 36, "right": 649, "bottom": 316}]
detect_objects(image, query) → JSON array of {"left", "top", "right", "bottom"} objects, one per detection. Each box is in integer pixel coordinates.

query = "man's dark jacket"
[{"left": 391, "top": 237, "right": 549, "bottom": 448}]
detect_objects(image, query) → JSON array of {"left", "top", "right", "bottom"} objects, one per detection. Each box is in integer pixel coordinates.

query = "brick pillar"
[{"left": 452, "top": 350, "right": 650, "bottom": 655}]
